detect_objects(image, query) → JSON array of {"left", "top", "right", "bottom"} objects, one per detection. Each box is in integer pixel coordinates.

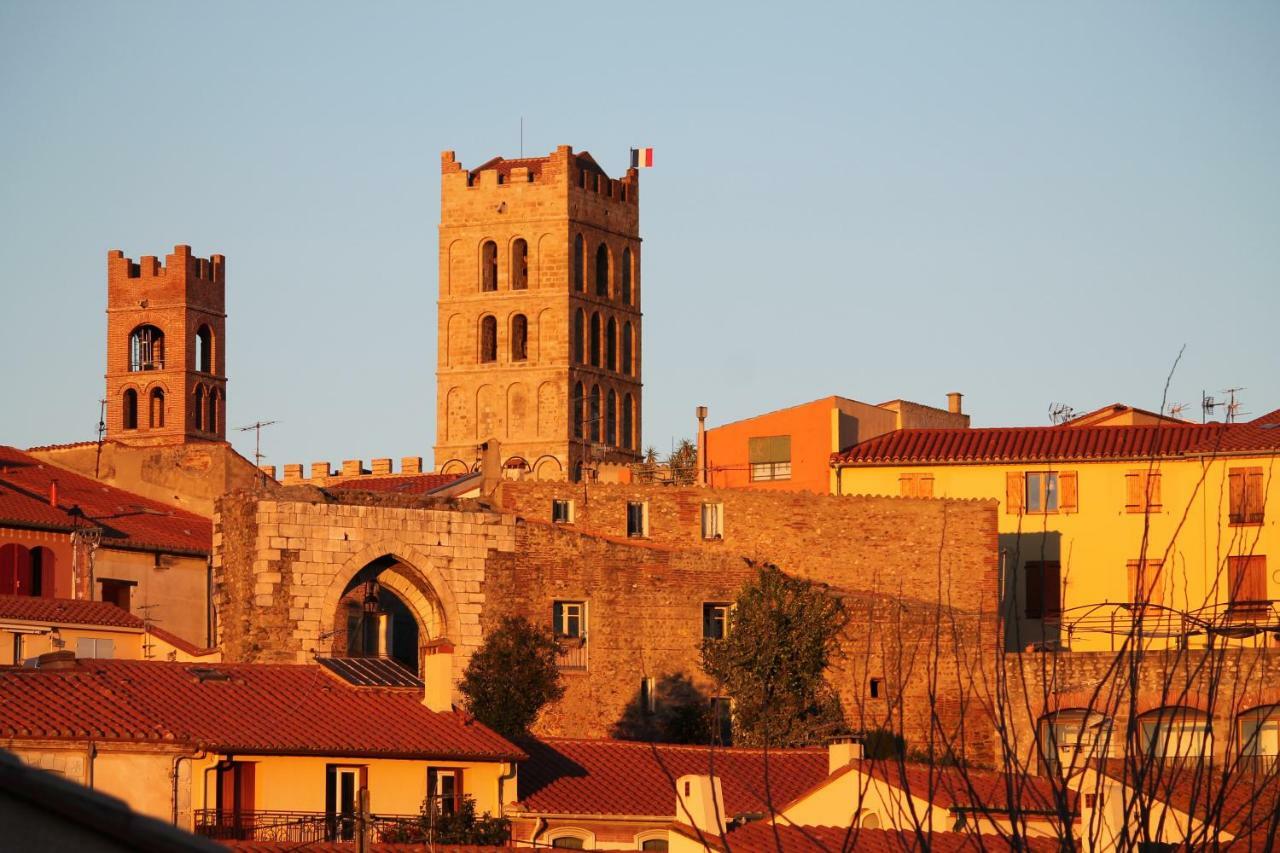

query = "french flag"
[{"left": 630, "top": 147, "right": 654, "bottom": 169}]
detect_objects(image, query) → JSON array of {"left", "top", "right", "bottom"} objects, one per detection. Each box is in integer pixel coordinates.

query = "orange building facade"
[{"left": 702, "top": 394, "right": 969, "bottom": 493}]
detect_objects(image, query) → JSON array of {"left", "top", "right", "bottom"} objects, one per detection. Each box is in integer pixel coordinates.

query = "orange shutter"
[
  {"left": 1125, "top": 472, "right": 1142, "bottom": 513},
  {"left": 1228, "top": 556, "right": 1267, "bottom": 607},
  {"left": 1228, "top": 469, "right": 1246, "bottom": 524},
  {"left": 899, "top": 474, "right": 912, "bottom": 497},
  {"left": 919, "top": 474, "right": 934, "bottom": 498},
  {"left": 1148, "top": 472, "right": 1162, "bottom": 510},
  {"left": 1127, "top": 560, "right": 1140, "bottom": 603},
  {"left": 1244, "top": 468, "right": 1265, "bottom": 523},
  {"left": 1006, "top": 472, "right": 1025, "bottom": 514},
  {"left": 1146, "top": 560, "right": 1164, "bottom": 606},
  {"left": 1059, "top": 471, "right": 1078, "bottom": 514}
]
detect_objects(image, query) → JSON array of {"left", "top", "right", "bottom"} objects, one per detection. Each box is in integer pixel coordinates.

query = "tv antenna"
[
  {"left": 237, "top": 420, "right": 279, "bottom": 484},
  {"left": 1048, "top": 402, "right": 1076, "bottom": 425},
  {"left": 1223, "top": 387, "right": 1246, "bottom": 423},
  {"left": 1167, "top": 402, "right": 1188, "bottom": 420}
]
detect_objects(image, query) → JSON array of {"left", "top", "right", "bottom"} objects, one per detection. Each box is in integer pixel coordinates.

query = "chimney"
[
  {"left": 695, "top": 406, "right": 709, "bottom": 487},
  {"left": 49, "top": 479, "right": 58, "bottom": 508},
  {"left": 479, "top": 439, "right": 502, "bottom": 495},
  {"left": 36, "top": 650, "right": 78, "bottom": 670},
  {"left": 947, "top": 392, "right": 963, "bottom": 415},
  {"left": 675, "top": 774, "right": 726, "bottom": 836},
  {"left": 401, "top": 456, "right": 423, "bottom": 475},
  {"left": 828, "top": 735, "right": 864, "bottom": 774},
  {"left": 422, "top": 638, "right": 454, "bottom": 712}
]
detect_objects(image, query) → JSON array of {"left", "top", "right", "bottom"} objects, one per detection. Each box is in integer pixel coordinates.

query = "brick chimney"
[
  {"left": 947, "top": 392, "right": 963, "bottom": 415},
  {"left": 422, "top": 638, "right": 454, "bottom": 712}
]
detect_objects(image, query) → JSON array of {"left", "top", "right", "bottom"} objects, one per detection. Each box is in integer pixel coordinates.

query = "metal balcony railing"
[
  {"left": 556, "top": 636, "right": 588, "bottom": 670},
  {"left": 194, "top": 809, "right": 419, "bottom": 843}
]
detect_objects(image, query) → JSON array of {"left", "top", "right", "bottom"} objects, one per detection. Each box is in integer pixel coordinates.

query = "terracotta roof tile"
[
  {"left": 832, "top": 410, "right": 1280, "bottom": 467},
  {"left": 0, "top": 659, "right": 523, "bottom": 760},
  {"left": 515, "top": 738, "right": 828, "bottom": 818},
  {"left": 0, "top": 595, "right": 143, "bottom": 629},
  {"left": 145, "top": 624, "right": 218, "bottom": 657},
  {"left": 0, "top": 446, "right": 211, "bottom": 554},
  {"left": 328, "top": 473, "right": 466, "bottom": 495},
  {"left": 721, "top": 822, "right": 1062, "bottom": 852}
]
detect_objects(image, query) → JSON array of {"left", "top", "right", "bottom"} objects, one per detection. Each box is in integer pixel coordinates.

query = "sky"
[{"left": 1, "top": 1, "right": 1277, "bottom": 469}]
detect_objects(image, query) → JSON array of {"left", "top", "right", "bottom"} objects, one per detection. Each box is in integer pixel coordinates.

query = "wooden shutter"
[
  {"left": 1228, "top": 556, "right": 1267, "bottom": 608},
  {"left": 1025, "top": 562, "right": 1061, "bottom": 619},
  {"left": 239, "top": 763, "right": 256, "bottom": 817},
  {"left": 1129, "top": 559, "right": 1164, "bottom": 606},
  {"left": 1126, "top": 472, "right": 1162, "bottom": 513},
  {"left": 1126, "top": 472, "right": 1142, "bottom": 512},
  {"left": 1228, "top": 469, "right": 1246, "bottom": 524},
  {"left": 1244, "top": 468, "right": 1265, "bottom": 524},
  {"left": 900, "top": 474, "right": 914, "bottom": 497},
  {"left": 1148, "top": 472, "right": 1162, "bottom": 510},
  {"left": 1006, "top": 472, "right": 1025, "bottom": 514},
  {"left": 919, "top": 474, "right": 934, "bottom": 498},
  {"left": 1059, "top": 472, "right": 1078, "bottom": 514},
  {"left": 1025, "top": 563, "right": 1043, "bottom": 619}
]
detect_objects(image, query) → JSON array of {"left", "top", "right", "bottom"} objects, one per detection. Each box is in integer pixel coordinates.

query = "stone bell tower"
[
  {"left": 435, "top": 146, "right": 643, "bottom": 481},
  {"left": 105, "top": 244, "right": 227, "bottom": 445}
]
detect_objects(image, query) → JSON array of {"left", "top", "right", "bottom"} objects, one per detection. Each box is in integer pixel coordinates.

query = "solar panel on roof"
[{"left": 317, "top": 656, "right": 423, "bottom": 688}]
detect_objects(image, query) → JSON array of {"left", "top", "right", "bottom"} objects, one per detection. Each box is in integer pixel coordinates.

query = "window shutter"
[
  {"left": 1228, "top": 469, "right": 1245, "bottom": 523},
  {"left": 1146, "top": 560, "right": 1164, "bottom": 606},
  {"left": 1006, "top": 472, "right": 1025, "bottom": 514},
  {"left": 899, "top": 474, "right": 914, "bottom": 498},
  {"left": 1229, "top": 556, "right": 1267, "bottom": 605},
  {"left": 240, "top": 763, "right": 256, "bottom": 815},
  {"left": 1059, "top": 472, "right": 1078, "bottom": 513},
  {"left": 919, "top": 475, "right": 934, "bottom": 498},
  {"left": 1125, "top": 472, "right": 1142, "bottom": 513},
  {"left": 1044, "top": 563, "right": 1062, "bottom": 616},
  {"left": 325, "top": 766, "right": 336, "bottom": 822},
  {"left": 1025, "top": 563, "right": 1043, "bottom": 619},
  {"left": 1148, "top": 472, "right": 1162, "bottom": 510},
  {"left": 1127, "top": 560, "right": 1141, "bottom": 604},
  {"left": 1245, "top": 468, "right": 1265, "bottom": 523}
]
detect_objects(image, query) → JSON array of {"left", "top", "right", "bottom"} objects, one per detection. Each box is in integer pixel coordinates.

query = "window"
[
  {"left": 1140, "top": 710, "right": 1209, "bottom": 759},
  {"left": 75, "top": 637, "right": 115, "bottom": 659},
  {"left": 219, "top": 761, "right": 257, "bottom": 838},
  {"left": 122, "top": 388, "right": 139, "bottom": 430},
  {"left": 1040, "top": 711, "right": 1114, "bottom": 774},
  {"left": 640, "top": 676, "right": 656, "bottom": 714},
  {"left": 710, "top": 697, "right": 732, "bottom": 745},
  {"left": 1128, "top": 559, "right": 1164, "bottom": 608},
  {"left": 606, "top": 318, "right": 617, "bottom": 370},
  {"left": 325, "top": 764, "right": 364, "bottom": 841},
  {"left": 512, "top": 238, "right": 529, "bottom": 290},
  {"left": 1227, "top": 556, "right": 1267, "bottom": 614},
  {"left": 622, "top": 393, "right": 635, "bottom": 451},
  {"left": 590, "top": 313, "right": 601, "bottom": 367},
  {"left": 573, "top": 235, "right": 585, "bottom": 291},
  {"left": 554, "top": 601, "right": 585, "bottom": 638},
  {"left": 1229, "top": 467, "right": 1265, "bottom": 525},
  {"left": 480, "top": 240, "right": 497, "bottom": 291},
  {"left": 128, "top": 324, "right": 164, "bottom": 371},
  {"left": 479, "top": 315, "right": 497, "bottom": 363},
  {"left": 748, "top": 435, "right": 791, "bottom": 482},
  {"left": 606, "top": 391, "right": 617, "bottom": 446},
  {"left": 195, "top": 325, "right": 213, "bottom": 372},
  {"left": 552, "top": 837, "right": 585, "bottom": 850},
  {"left": 552, "top": 499, "right": 575, "bottom": 524},
  {"left": 511, "top": 314, "right": 528, "bottom": 361},
  {"left": 193, "top": 385, "right": 206, "bottom": 431},
  {"left": 1007, "top": 471, "right": 1078, "bottom": 514},
  {"left": 100, "top": 578, "right": 135, "bottom": 612},
  {"left": 573, "top": 309, "right": 585, "bottom": 364},
  {"left": 703, "top": 602, "right": 730, "bottom": 639},
  {"left": 900, "top": 473, "right": 934, "bottom": 498},
  {"left": 426, "top": 767, "right": 463, "bottom": 816},
  {"left": 149, "top": 388, "right": 164, "bottom": 428},
  {"left": 573, "top": 382, "right": 584, "bottom": 438},
  {"left": 0, "top": 544, "right": 53, "bottom": 597},
  {"left": 640, "top": 839, "right": 668, "bottom": 852},
  {"left": 621, "top": 248, "right": 633, "bottom": 304},
  {"left": 869, "top": 678, "right": 881, "bottom": 699},
  {"left": 1025, "top": 561, "right": 1062, "bottom": 619},
  {"left": 595, "top": 243, "right": 610, "bottom": 297},
  {"left": 1239, "top": 709, "right": 1279, "bottom": 768},
  {"left": 627, "top": 501, "right": 648, "bottom": 537},
  {"left": 1125, "top": 470, "right": 1162, "bottom": 513},
  {"left": 208, "top": 388, "right": 220, "bottom": 435},
  {"left": 589, "top": 385, "right": 601, "bottom": 443},
  {"left": 701, "top": 503, "right": 724, "bottom": 539},
  {"left": 622, "top": 322, "right": 633, "bottom": 375}
]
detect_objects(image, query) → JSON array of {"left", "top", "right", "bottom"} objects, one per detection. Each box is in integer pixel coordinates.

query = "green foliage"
[
  {"left": 458, "top": 615, "right": 564, "bottom": 740},
  {"left": 700, "top": 561, "right": 848, "bottom": 747},
  {"left": 610, "top": 672, "right": 712, "bottom": 744},
  {"left": 382, "top": 796, "right": 510, "bottom": 845},
  {"left": 862, "top": 728, "right": 906, "bottom": 760}
]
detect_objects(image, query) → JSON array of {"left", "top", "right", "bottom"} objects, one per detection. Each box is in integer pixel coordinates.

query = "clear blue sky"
[{"left": 2, "top": 1, "right": 1277, "bottom": 468}]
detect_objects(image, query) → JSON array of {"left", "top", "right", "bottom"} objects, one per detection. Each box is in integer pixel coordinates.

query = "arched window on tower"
[
  {"left": 573, "top": 382, "right": 584, "bottom": 438},
  {"left": 573, "top": 310, "right": 585, "bottom": 364},
  {"left": 573, "top": 235, "right": 585, "bottom": 292},
  {"left": 479, "top": 316, "right": 498, "bottom": 363},
  {"left": 129, "top": 325, "right": 165, "bottom": 371},
  {"left": 589, "top": 385, "right": 601, "bottom": 443},
  {"left": 606, "top": 318, "right": 617, "bottom": 371},
  {"left": 480, "top": 241, "right": 498, "bottom": 292},
  {"left": 193, "top": 386, "right": 207, "bottom": 431},
  {"left": 149, "top": 388, "right": 165, "bottom": 428},
  {"left": 209, "top": 388, "right": 221, "bottom": 434},
  {"left": 622, "top": 322, "right": 633, "bottom": 376},
  {"left": 590, "top": 313, "right": 601, "bottom": 367},
  {"left": 511, "top": 314, "right": 528, "bottom": 362},
  {"left": 606, "top": 390, "right": 617, "bottom": 446},
  {"left": 623, "top": 393, "right": 634, "bottom": 450},
  {"left": 621, "top": 248, "right": 633, "bottom": 304},
  {"left": 595, "top": 244, "right": 610, "bottom": 297},
  {"left": 195, "top": 325, "right": 213, "bottom": 373},
  {"left": 122, "top": 389, "right": 139, "bottom": 430},
  {"left": 512, "top": 239, "right": 529, "bottom": 290}
]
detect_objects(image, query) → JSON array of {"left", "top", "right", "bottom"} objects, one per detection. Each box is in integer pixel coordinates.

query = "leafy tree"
[
  {"left": 381, "top": 796, "right": 510, "bottom": 845},
  {"left": 700, "top": 561, "right": 848, "bottom": 747},
  {"left": 610, "top": 672, "right": 712, "bottom": 744},
  {"left": 458, "top": 616, "right": 564, "bottom": 740}
]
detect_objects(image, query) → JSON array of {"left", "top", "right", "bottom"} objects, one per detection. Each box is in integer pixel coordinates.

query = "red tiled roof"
[
  {"left": 515, "top": 738, "right": 828, "bottom": 818},
  {"left": 0, "top": 659, "right": 523, "bottom": 760},
  {"left": 328, "top": 473, "right": 466, "bottom": 495},
  {"left": 719, "top": 822, "right": 1062, "bottom": 852},
  {"left": 0, "top": 595, "right": 143, "bottom": 629},
  {"left": 832, "top": 410, "right": 1280, "bottom": 466},
  {"left": 848, "top": 760, "right": 1073, "bottom": 814},
  {"left": 145, "top": 624, "right": 218, "bottom": 657},
  {"left": 0, "top": 446, "right": 211, "bottom": 554}
]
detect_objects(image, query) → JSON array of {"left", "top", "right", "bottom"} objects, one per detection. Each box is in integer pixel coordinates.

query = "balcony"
[
  {"left": 194, "top": 809, "right": 418, "bottom": 843},
  {"left": 556, "top": 635, "right": 588, "bottom": 671}
]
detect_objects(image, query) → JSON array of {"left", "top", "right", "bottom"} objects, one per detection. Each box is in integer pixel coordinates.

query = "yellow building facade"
[{"left": 832, "top": 411, "right": 1279, "bottom": 652}]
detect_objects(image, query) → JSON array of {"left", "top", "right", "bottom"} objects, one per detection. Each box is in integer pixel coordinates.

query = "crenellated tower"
[
  {"left": 435, "top": 146, "right": 643, "bottom": 480},
  {"left": 105, "top": 244, "right": 228, "bottom": 445}
]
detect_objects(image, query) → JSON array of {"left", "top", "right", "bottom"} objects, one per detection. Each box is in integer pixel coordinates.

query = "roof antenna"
[
  {"left": 1048, "top": 402, "right": 1076, "bottom": 425},
  {"left": 237, "top": 420, "right": 279, "bottom": 488},
  {"left": 1223, "top": 387, "right": 1246, "bottom": 424},
  {"left": 94, "top": 397, "right": 106, "bottom": 478}
]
